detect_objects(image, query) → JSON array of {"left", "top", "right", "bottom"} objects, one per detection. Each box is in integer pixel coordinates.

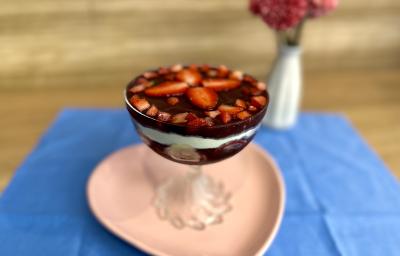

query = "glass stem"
[{"left": 189, "top": 165, "right": 202, "bottom": 176}]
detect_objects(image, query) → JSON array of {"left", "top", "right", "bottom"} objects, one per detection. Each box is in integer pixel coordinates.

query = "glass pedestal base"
[{"left": 154, "top": 166, "right": 232, "bottom": 230}]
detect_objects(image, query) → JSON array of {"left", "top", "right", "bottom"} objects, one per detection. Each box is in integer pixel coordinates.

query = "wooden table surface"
[{"left": 1, "top": 68, "right": 399, "bottom": 190}]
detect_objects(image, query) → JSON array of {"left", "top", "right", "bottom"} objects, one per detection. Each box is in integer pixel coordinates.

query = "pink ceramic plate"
[{"left": 87, "top": 143, "right": 285, "bottom": 256}]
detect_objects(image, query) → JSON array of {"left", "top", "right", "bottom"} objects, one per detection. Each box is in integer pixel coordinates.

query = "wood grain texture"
[{"left": 1, "top": 0, "right": 400, "bottom": 88}]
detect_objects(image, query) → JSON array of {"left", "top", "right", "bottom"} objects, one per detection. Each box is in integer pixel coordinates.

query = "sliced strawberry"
[
  {"left": 144, "top": 81, "right": 189, "bottom": 97},
  {"left": 164, "top": 73, "right": 175, "bottom": 81},
  {"left": 136, "top": 77, "right": 151, "bottom": 87},
  {"left": 235, "top": 99, "right": 247, "bottom": 108},
  {"left": 218, "top": 104, "right": 243, "bottom": 114},
  {"left": 157, "top": 112, "right": 171, "bottom": 122},
  {"left": 172, "top": 112, "right": 188, "bottom": 124},
  {"left": 237, "top": 111, "right": 251, "bottom": 120},
  {"left": 158, "top": 67, "right": 169, "bottom": 75},
  {"left": 220, "top": 112, "right": 232, "bottom": 124},
  {"left": 230, "top": 70, "right": 243, "bottom": 80},
  {"left": 129, "top": 84, "right": 145, "bottom": 93},
  {"left": 251, "top": 96, "right": 268, "bottom": 108},
  {"left": 186, "top": 113, "right": 198, "bottom": 122},
  {"left": 200, "top": 64, "right": 210, "bottom": 72},
  {"left": 248, "top": 105, "right": 258, "bottom": 112},
  {"left": 167, "top": 97, "right": 179, "bottom": 106},
  {"left": 204, "top": 117, "right": 214, "bottom": 126},
  {"left": 146, "top": 105, "right": 158, "bottom": 117},
  {"left": 170, "top": 64, "right": 183, "bottom": 72},
  {"left": 241, "top": 87, "right": 251, "bottom": 95},
  {"left": 256, "top": 82, "right": 267, "bottom": 90},
  {"left": 176, "top": 69, "right": 202, "bottom": 86},
  {"left": 243, "top": 75, "right": 256, "bottom": 84},
  {"left": 205, "top": 110, "right": 220, "bottom": 118},
  {"left": 250, "top": 87, "right": 263, "bottom": 96},
  {"left": 187, "top": 117, "right": 208, "bottom": 127},
  {"left": 217, "top": 65, "right": 229, "bottom": 78},
  {"left": 143, "top": 71, "right": 158, "bottom": 79},
  {"left": 207, "top": 69, "right": 218, "bottom": 78},
  {"left": 130, "top": 97, "right": 150, "bottom": 112},
  {"left": 189, "top": 64, "right": 198, "bottom": 70},
  {"left": 203, "top": 79, "right": 240, "bottom": 91},
  {"left": 186, "top": 87, "right": 218, "bottom": 110}
]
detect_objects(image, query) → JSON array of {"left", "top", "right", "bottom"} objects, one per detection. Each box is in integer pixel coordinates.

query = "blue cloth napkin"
[{"left": 1, "top": 109, "right": 399, "bottom": 256}]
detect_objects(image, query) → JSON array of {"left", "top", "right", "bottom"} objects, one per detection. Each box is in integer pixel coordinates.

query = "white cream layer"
[{"left": 136, "top": 123, "right": 260, "bottom": 149}]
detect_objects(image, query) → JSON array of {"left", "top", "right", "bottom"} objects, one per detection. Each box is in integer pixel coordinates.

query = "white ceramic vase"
[{"left": 263, "top": 45, "right": 302, "bottom": 129}]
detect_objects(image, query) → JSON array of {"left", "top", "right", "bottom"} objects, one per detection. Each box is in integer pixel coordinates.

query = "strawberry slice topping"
[
  {"left": 187, "top": 117, "right": 208, "bottom": 127},
  {"left": 146, "top": 105, "right": 158, "bottom": 117},
  {"left": 251, "top": 96, "right": 268, "bottom": 108},
  {"left": 157, "top": 112, "right": 171, "bottom": 122},
  {"left": 130, "top": 96, "right": 150, "bottom": 112},
  {"left": 248, "top": 105, "right": 258, "bottom": 112},
  {"left": 235, "top": 99, "right": 247, "bottom": 108},
  {"left": 172, "top": 112, "right": 189, "bottom": 123},
  {"left": 218, "top": 104, "right": 243, "bottom": 114},
  {"left": 205, "top": 110, "right": 220, "bottom": 118},
  {"left": 203, "top": 79, "right": 240, "bottom": 91},
  {"left": 167, "top": 97, "right": 179, "bottom": 106},
  {"left": 186, "top": 87, "right": 218, "bottom": 110},
  {"left": 220, "top": 112, "right": 232, "bottom": 124},
  {"left": 144, "top": 81, "right": 189, "bottom": 97},
  {"left": 129, "top": 84, "right": 145, "bottom": 93},
  {"left": 176, "top": 69, "right": 202, "bottom": 86},
  {"left": 237, "top": 111, "right": 251, "bottom": 120}
]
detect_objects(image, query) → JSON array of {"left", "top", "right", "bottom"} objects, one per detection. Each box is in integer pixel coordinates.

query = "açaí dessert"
[{"left": 125, "top": 64, "right": 269, "bottom": 165}]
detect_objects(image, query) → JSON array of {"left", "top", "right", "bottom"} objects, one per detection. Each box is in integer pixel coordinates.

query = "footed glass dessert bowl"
[{"left": 124, "top": 64, "right": 269, "bottom": 230}]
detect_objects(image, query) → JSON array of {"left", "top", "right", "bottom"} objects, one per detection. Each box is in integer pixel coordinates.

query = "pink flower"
[
  {"left": 308, "top": 0, "right": 338, "bottom": 17},
  {"left": 249, "top": 0, "right": 261, "bottom": 15},
  {"left": 250, "top": 0, "right": 308, "bottom": 30}
]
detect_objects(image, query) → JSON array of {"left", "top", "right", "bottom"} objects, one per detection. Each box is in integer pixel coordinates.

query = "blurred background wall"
[{"left": 1, "top": 0, "right": 400, "bottom": 88}]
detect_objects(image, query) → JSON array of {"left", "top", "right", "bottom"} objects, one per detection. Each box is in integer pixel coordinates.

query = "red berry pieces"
[
  {"left": 157, "top": 112, "right": 171, "bottom": 122},
  {"left": 146, "top": 105, "right": 159, "bottom": 117},
  {"left": 205, "top": 110, "right": 221, "bottom": 118},
  {"left": 251, "top": 96, "right": 268, "bottom": 108},
  {"left": 230, "top": 70, "right": 243, "bottom": 80},
  {"left": 143, "top": 71, "right": 158, "bottom": 79},
  {"left": 200, "top": 64, "right": 210, "bottom": 72},
  {"left": 130, "top": 96, "right": 150, "bottom": 112},
  {"left": 256, "top": 82, "right": 267, "bottom": 90},
  {"left": 207, "top": 69, "right": 218, "bottom": 78},
  {"left": 204, "top": 117, "right": 214, "bottom": 126},
  {"left": 158, "top": 67, "right": 169, "bottom": 75},
  {"left": 220, "top": 112, "right": 232, "bottom": 124},
  {"left": 145, "top": 81, "right": 189, "bottom": 97},
  {"left": 248, "top": 105, "right": 258, "bottom": 112},
  {"left": 186, "top": 87, "right": 218, "bottom": 110},
  {"left": 176, "top": 69, "right": 202, "bottom": 86},
  {"left": 187, "top": 118, "right": 208, "bottom": 127},
  {"left": 235, "top": 99, "right": 247, "bottom": 108},
  {"left": 129, "top": 84, "right": 146, "bottom": 93},
  {"left": 170, "top": 64, "right": 183, "bottom": 72},
  {"left": 172, "top": 112, "right": 189, "bottom": 124},
  {"left": 217, "top": 65, "right": 229, "bottom": 78},
  {"left": 237, "top": 111, "right": 251, "bottom": 120},
  {"left": 218, "top": 104, "right": 243, "bottom": 114},
  {"left": 250, "top": 87, "right": 264, "bottom": 96},
  {"left": 167, "top": 97, "right": 179, "bottom": 106},
  {"left": 203, "top": 79, "right": 241, "bottom": 91},
  {"left": 186, "top": 113, "right": 198, "bottom": 122}
]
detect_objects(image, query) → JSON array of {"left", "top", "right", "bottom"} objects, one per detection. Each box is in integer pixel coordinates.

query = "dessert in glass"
[{"left": 124, "top": 64, "right": 269, "bottom": 230}]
